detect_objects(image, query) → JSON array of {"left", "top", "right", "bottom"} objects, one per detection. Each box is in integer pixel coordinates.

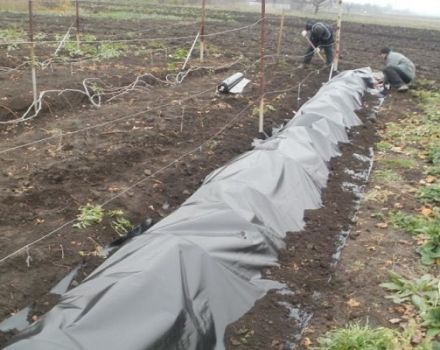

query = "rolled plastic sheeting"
[
  {"left": 217, "top": 72, "right": 249, "bottom": 94},
  {"left": 5, "top": 68, "right": 373, "bottom": 350}
]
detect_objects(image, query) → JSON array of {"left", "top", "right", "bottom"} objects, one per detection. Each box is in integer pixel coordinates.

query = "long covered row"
[{"left": 6, "top": 68, "right": 373, "bottom": 350}]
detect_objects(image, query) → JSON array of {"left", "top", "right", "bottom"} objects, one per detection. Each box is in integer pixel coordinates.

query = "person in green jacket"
[{"left": 381, "top": 47, "right": 416, "bottom": 92}]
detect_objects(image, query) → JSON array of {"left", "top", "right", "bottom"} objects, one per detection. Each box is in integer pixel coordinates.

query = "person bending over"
[
  {"left": 301, "top": 21, "right": 334, "bottom": 67},
  {"left": 381, "top": 47, "right": 416, "bottom": 92}
]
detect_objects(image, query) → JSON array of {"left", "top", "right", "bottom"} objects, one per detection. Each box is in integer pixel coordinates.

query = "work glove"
[
  {"left": 301, "top": 30, "right": 308, "bottom": 37},
  {"left": 314, "top": 47, "right": 321, "bottom": 53}
]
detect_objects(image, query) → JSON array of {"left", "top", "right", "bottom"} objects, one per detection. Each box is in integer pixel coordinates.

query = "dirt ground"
[{"left": 0, "top": 7, "right": 439, "bottom": 349}]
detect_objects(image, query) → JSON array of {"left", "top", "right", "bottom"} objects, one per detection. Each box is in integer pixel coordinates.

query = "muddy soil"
[{"left": 0, "top": 7, "right": 439, "bottom": 349}]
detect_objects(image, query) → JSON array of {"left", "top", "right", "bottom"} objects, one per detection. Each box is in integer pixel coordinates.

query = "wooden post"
[
  {"left": 333, "top": 0, "right": 343, "bottom": 72},
  {"left": 200, "top": 0, "right": 206, "bottom": 62},
  {"left": 258, "top": 0, "right": 266, "bottom": 135},
  {"left": 75, "top": 0, "right": 80, "bottom": 51},
  {"left": 276, "top": 10, "right": 285, "bottom": 63},
  {"left": 28, "top": 0, "right": 38, "bottom": 113},
  {"left": 182, "top": 31, "right": 200, "bottom": 71}
]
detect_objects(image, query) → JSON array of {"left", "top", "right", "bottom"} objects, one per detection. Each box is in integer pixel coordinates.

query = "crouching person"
[{"left": 381, "top": 47, "right": 416, "bottom": 92}]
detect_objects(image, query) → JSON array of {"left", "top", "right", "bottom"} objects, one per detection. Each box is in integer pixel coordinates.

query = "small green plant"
[
  {"left": 73, "top": 204, "right": 105, "bottom": 229},
  {"left": 109, "top": 210, "right": 134, "bottom": 236},
  {"left": 170, "top": 48, "right": 188, "bottom": 61},
  {"left": 390, "top": 211, "right": 427, "bottom": 235},
  {"left": 108, "top": 209, "right": 124, "bottom": 217},
  {"left": 417, "top": 224, "right": 440, "bottom": 265},
  {"left": 426, "top": 146, "right": 440, "bottom": 166},
  {"left": 381, "top": 272, "right": 440, "bottom": 337},
  {"left": 111, "top": 217, "right": 134, "bottom": 236},
  {"left": 417, "top": 184, "right": 440, "bottom": 205},
  {"left": 390, "top": 211, "right": 440, "bottom": 265},
  {"left": 314, "top": 323, "right": 396, "bottom": 350},
  {"left": 315, "top": 321, "right": 438, "bottom": 349},
  {"left": 380, "top": 271, "right": 438, "bottom": 304},
  {"left": 0, "top": 27, "right": 26, "bottom": 51},
  {"left": 64, "top": 34, "right": 97, "bottom": 57},
  {"left": 97, "top": 42, "right": 127, "bottom": 59}
]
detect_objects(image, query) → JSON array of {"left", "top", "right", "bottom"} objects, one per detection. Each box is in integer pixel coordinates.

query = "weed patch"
[
  {"left": 375, "top": 169, "right": 403, "bottom": 183},
  {"left": 315, "top": 324, "right": 396, "bottom": 350},
  {"left": 390, "top": 211, "right": 440, "bottom": 265},
  {"left": 314, "top": 322, "right": 436, "bottom": 349},
  {"left": 417, "top": 184, "right": 440, "bottom": 205},
  {"left": 73, "top": 204, "right": 105, "bottom": 229},
  {"left": 381, "top": 272, "right": 440, "bottom": 337},
  {"left": 381, "top": 158, "right": 417, "bottom": 169}
]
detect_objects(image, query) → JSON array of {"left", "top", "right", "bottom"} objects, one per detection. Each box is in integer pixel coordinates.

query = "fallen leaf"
[
  {"left": 389, "top": 318, "right": 402, "bottom": 324},
  {"left": 376, "top": 222, "right": 388, "bottom": 229},
  {"left": 426, "top": 175, "right": 437, "bottom": 183},
  {"left": 347, "top": 298, "right": 361, "bottom": 308},
  {"left": 394, "top": 203, "right": 403, "bottom": 209},
  {"left": 420, "top": 207, "right": 433, "bottom": 217}
]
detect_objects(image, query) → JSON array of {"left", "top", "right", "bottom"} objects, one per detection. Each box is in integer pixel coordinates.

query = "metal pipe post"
[
  {"left": 76, "top": 0, "right": 80, "bottom": 50},
  {"left": 258, "top": 0, "right": 266, "bottom": 134},
  {"left": 28, "top": 0, "right": 38, "bottom": 113},
  {"left": 200, "top": 0, "right": 206, "bottom": 62}
]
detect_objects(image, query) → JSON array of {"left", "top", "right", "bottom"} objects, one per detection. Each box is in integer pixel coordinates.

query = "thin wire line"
[
  {"left": 0, "top": 64, "right": 328, "bottom": 264},
  {"left": 1, "top": 18, "right": 262, "bottom": 46},
  {"left": 0, "top": 102, "right": 253, "bottom": 265},
  {"left": 0, "top": 86, "right": 215, "bottom": 155}
]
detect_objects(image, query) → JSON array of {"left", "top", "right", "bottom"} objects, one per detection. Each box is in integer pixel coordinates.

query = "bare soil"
[{"left": 0, "top": 8, "right": 439, "bottom": 349}]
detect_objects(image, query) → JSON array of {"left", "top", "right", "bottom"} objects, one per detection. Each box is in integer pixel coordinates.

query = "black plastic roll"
[{"left": 217, "top": 72, "right": 244, "bottom": 93}]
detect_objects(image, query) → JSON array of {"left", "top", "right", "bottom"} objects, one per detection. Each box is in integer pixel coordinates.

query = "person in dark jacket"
[
  {"left": 301, "top": 21, "right": 334, "bottom": 66},
  {"left": 381, "top": 47, "right": 416, "bottom": 92}
]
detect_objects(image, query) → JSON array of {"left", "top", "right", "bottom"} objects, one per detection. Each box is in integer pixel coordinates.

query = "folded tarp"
[{"left": 5, "top": 68, "right": 373, "bottom": 350}]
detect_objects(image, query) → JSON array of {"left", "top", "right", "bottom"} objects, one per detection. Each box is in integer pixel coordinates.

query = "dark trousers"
[
  {"left": 303, "top": 41, "right": 333, "bottom": 65},
  {"left": 383, "top": 66, "right": 411, "bottom": 88}
]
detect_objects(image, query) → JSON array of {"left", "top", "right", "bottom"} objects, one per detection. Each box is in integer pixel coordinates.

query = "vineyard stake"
[
  {"left": 200, "top": 0, "right": 206, "bottom": 62},
  {"left": 276, "top": 10, "right": 285, "bottom": 63},
  {"left": 28, "top": 0, "right": 38, "bottom": 113},
  {"left": 258, "top": 0, "right": 266, "bottom": 135},
  {"left": 182, "top": 31, "right": 200, "bottom": 71},
  {"left": 333, "top": 0, "right": 343, "bottom": 73},
  {"left": 76, "top": 0, "right": 80, "bottom": 51}
]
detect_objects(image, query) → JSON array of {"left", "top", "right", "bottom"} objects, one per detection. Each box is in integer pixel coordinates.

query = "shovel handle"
[{"left": 303, "top": 35, "right": 326, "bottom": 63}]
